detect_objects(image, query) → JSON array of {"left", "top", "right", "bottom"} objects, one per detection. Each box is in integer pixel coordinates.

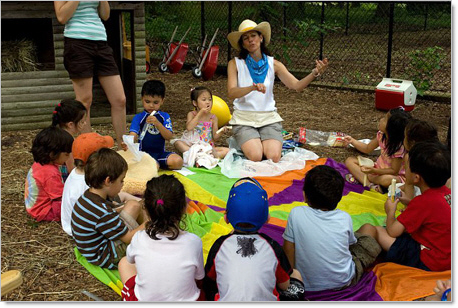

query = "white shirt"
[
  {"left": 283, "top": 206, "right": 357, "bottom": 291},
  {"left": 61, "top": 168, "right": 88, "bottom": 236},
  {"left": 233, "top": 56, "right": 276, "bottom": 112},
  {"left": 126, "top": 230, "right": 205, "bottom": 301}
]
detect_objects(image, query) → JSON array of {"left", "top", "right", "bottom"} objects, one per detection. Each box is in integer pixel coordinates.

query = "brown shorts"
[{"left": 64, "top": 37, "right": 120, "bottom": 79}]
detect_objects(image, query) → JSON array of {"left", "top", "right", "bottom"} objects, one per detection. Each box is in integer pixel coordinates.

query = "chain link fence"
[{"left": 144, "top": 2, "right": 450, "bottom": 94}]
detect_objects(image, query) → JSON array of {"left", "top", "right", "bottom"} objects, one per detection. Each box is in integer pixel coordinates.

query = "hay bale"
[{"left": 1, "top": 39, "right": 38, "bottom": 73}]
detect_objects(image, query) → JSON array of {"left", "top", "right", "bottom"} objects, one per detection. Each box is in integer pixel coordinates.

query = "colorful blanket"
[{"left": 75, "top": 158, "right": 450, "bottom": 301}]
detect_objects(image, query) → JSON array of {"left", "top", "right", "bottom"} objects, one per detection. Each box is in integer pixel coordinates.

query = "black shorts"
[
  {"left": 64, "top": 37, "right": 120, "bottom": 79},
  {"left": 386, "top": 233, "right": 430, "bottom": 271}
]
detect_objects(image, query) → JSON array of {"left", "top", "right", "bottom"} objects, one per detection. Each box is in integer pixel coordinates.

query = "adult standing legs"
[
  {"left": 99, "top": 75, "right": 127, "bottom": 146},
  {"left": 71, "top": 77, "right": 94, "bottom": 134}
]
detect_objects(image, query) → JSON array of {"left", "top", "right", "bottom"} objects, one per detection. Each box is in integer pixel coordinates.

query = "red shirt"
[
  {"left": 24, "top": 162, "right": 64, "bottom": 221},
  {"left": 397, "top": 186, "right": 451, "bottom": 271}
]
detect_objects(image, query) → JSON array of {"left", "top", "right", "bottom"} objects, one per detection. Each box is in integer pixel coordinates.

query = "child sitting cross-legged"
[
  {"left": 71, "top": 148, "right": 147, "bottom": 269},
  {"left": 118, "top": 175, "right": 205, "bottom": 301},
  {"left": 203, "top": 178, "right": 305, "bottom": 301},
  {"left": 357, "top": 141, "right": 451, "bottom": 271},
  {"left": 61, "top": 133, "right": 141, "bottom": 237},
  {"left": 282, "top": 165, "right": 381, "bottom": 292}
]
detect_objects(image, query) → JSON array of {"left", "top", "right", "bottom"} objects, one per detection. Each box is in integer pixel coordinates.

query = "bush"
[{"left": 407, "top": 46, "right": 445, "bottom": 95}]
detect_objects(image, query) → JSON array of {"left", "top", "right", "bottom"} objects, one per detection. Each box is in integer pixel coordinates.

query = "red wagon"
[
  {"left": 158, "top": 26, "right": 191, "bottom": 74},
  {"left": 192, "top": 28, "right": 219, "bottom": 81}
]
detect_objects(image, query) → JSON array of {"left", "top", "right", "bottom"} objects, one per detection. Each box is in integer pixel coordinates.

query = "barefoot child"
[
  {"left": 72, "top": 148, "right": 146, "bottom": 269},
  {"left": 51, "top": 99, "right": 87, "bottom": 178},
  {"left": 357, "top": 141, "right": 451, "bottom": 271},
  {"left": 174, "top": 86, "right": 230, "bottom": 160},
  {"left": 24, "top": 126, "right": 74, "bottom": 221},
  {"left": 118, "top": 175, "right": 205, "bottom": 301},
  {"left": 344, "top": 107, "right": 412, "bottom": 192},
  {"left": 129, "top": 80, "right": 183, "bottom": 170}
]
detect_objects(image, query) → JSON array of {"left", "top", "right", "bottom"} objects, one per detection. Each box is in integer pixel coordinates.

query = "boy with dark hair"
[
  {"left": 283, "top": 165, "right": 381, "bottom": 291},
  {"left": 203, "top": 178, "right": 305, "bottom": 301},
  {"left": 129, "top": 79, "right": 183, "bottom": 170},
  {"left": 61, "top": 133, "right": 141, "bottom": 237},
  {"left": 358, "top": 141, "right": 451, "bottom": 271},
  {"left": 71, "top": 148, "right": 146, "bottom": 269}
]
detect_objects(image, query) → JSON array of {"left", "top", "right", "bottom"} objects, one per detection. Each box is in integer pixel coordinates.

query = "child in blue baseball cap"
[{"left": 203, "top": 177, "right": 305, "bottom": 301}]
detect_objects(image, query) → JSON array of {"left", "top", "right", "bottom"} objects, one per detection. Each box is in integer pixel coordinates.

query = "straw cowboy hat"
[{"left": 227, "top": 19, "right": 271, "bottom": 50}]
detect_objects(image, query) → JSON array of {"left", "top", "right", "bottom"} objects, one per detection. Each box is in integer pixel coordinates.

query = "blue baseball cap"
[{"left": 226, "top": 177, "right": 269, "bottom": 232}]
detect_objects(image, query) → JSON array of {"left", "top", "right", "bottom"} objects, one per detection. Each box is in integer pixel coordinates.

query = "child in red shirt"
[
  {"left": 24, "top": 126, "right": 74, "bottom": 221},
  {"left": 358, "top": 141, "right": 451, "bottom": 271}
]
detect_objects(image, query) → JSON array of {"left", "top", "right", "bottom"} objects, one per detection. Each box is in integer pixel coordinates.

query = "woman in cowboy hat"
[{"left": 227, "top": 19, "right": 328, "bottom": 163}]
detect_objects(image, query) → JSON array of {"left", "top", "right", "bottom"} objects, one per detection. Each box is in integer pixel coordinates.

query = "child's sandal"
[
  {"left": 345, "top": 173, "right": 358, "bottom": 185},
  {"left": 369, "top": 183, "right": 383, "bottom": 193}
]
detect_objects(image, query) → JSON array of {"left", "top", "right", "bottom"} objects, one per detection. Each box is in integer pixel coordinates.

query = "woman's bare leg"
[
  {"left": 71, "top": 77, "right": 93, "bottom": 133},
  {"left": 262, "top": 139, "right": 282, "bottom": 163},
  {"left": 241, "top": 138, "right": 263, "bottom": 162},
  {"left": 99, "top": 75, "right": 127, "bottom": 146}
]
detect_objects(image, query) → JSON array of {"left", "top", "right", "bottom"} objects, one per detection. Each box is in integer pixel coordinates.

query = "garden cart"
[
  {"left": 158, "top": 26, "right": 191, "bottom": 74},
  {"left": 192, "top": 28, "right": 219, "bottom": 80}
]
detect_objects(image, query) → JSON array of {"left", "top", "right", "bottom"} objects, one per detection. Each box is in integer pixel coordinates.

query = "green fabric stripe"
[{"left": 185, "top": 167, "right": 237, "bottom": 201}]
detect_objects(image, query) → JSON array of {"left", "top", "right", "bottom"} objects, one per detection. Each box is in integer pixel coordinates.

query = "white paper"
[
  {"left": 122, "top": 135, "right": 144, "bottom": 162},
  {"left": 174, "top": 167, "right": 196, "bottom": 176}
]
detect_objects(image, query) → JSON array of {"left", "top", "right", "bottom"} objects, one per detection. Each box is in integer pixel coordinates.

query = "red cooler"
[{"left": 375, "top": 78, "right": 417, "bottom": 111}]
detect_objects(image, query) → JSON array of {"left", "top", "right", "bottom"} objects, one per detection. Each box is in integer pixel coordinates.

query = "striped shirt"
[
  {"left": 64, "top": 2, "right": 107, "bottom": 41},
  {"left": 71, "top": 190, "right": 128, "bottom": 269}
]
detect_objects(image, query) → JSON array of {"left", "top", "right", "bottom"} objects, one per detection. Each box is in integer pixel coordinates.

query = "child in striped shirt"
[{"left": 71, "top": 148, "right": 146, "bottom": 269}]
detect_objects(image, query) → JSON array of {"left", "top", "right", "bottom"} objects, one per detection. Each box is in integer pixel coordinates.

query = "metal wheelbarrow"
[
  {"left": 192, "top": 28, "right": 219, "bottom": 81},
  {"left": 158, "top": 26, "right": 191, "bottom": 74}
]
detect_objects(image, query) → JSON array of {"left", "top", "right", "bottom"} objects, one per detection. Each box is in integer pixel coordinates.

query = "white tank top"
[{"left": 233, "top": 56, "right": 276, "bottom": 112}]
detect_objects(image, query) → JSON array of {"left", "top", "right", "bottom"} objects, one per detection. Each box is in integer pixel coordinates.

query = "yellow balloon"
[{"left": 211, "top": 95, "right": 232, "bottom": 126}]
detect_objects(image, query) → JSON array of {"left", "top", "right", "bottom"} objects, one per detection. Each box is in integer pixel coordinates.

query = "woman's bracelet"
[{"left": 312, "top": 69, "right": 321, "bottom": 78}]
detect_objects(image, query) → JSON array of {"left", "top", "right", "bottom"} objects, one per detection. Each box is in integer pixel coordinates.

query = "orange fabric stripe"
[
  {"left": 255, "top": 158, "right": 327, "bottom": 198},
  {"left": 186, "top": 200, "right": 209, "bottom": 214},
  {"left": 267, "top": 216, "right": 287, "bottom": 228},
  {"left": 373, "top": 262, "right": 451, "bottom": 301}
]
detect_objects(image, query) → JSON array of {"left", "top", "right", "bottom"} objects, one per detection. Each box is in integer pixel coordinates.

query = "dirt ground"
[{"left": 1, "top": 69, "right": 451, "bottom": 301}]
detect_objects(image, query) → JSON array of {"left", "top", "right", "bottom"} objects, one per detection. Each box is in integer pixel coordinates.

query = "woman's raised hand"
[
  {"left": 252, "top": 83, "right": 266, "bottom": 94},
  {"left": 313, "top": 58, "right": 329, "bottom": 76}
]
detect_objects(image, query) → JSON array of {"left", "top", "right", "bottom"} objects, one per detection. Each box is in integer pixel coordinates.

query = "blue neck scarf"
[{"left": 245, "top": 53, "right": 268, "bottom": 84}]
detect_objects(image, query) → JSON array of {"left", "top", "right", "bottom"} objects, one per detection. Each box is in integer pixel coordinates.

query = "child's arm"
[
  {"left": 147, "top": 115, "right": 174, "bottom": 140},
  {"left": 119, "top": 221, "right": 147, "bottom": 244},
  {"left": 282, "top": 240, "right": 296, "bottom": 268},
  {"left": 129, "top": 132, "right": 138, "bottom": 143},
  {"left": 211, "top": 116, "right": 225, "bottom": 141},
  {"left": 384, "top": 198, "right": 405, "bottom": 238},
  {"left": 186, "top": 109, "right": 210, "bottom": 131},
  {"left": 344, "top": 136, "right": 379, "bottom": 154},
  {"left": 118, "top": 191, "right": 141, "bottom": 203},
  {"left": 361, "top": 157, "right": 402, "bottom": 176}
]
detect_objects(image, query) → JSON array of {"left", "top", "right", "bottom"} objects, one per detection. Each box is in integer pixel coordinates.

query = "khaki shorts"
[
  {"left": 232, "top": 122, "right": 283, "bottom": 147},
  {"left": 349, "top": 232, "right": 382, "bottom": 286},
  {"left": 108, "top": 210, "right": 139, "bottom": 267}
]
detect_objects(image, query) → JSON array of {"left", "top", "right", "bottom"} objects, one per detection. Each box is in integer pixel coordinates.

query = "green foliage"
[
  {"left": 294, "top": 19, "right": 341, "bottom": 40},
  {"left": 407, "top": 46, "right": 445, "bottom": 95}
]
